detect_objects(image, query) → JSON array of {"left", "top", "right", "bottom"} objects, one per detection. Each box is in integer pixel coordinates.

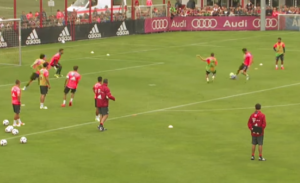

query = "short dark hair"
[
  {"left": 15, "top": 80, "right": 20, "bottom": 84},
  {"left": 103, "top": 79, "right": 108, "bottom": 84},
  {"left": 40, "top": 54, "right": 46, "bottom": 59},
  {"left": 59, "top": 48, "right": 64, "bottom": 52},
  {"left": 255, "top": 103, "right": 261, "bottom": 110},
  {"left": 242, "top": 48, "right": 247, "bottom": 52},
  {"left": 278, "top": 37, "right": 281, "bottom": 40},
  {"left": 73, "top": 66, "right": 78, "bottom": 71},
  {"left": 211, "top": 53, "right": 214, "bottom": 57},
  {"left": 43, "top": 62, "right": 49, "bottom": 68},
  {"left": 98, "top": 76, "right": 102, "bottom": 82}
]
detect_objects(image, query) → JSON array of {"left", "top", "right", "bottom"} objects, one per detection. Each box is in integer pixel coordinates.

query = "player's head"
[
  {"left": 242, "top": 48, "right": 247, "bottom": 54},
  {"left": 59, "top": 49, "right": 64, "bottom": 55},
  {"left": 73, "top": 66, "right": 78, "bottom": 71},
  {"left": 40, "top": 54, "right": 46, "bottom": 60},
  {"left": 43, "top": 62, "right": 49, "bottom": 68},
  {"left": 15, "top": 80, "right": 20, "bottom": 86},
  {"left": 255, "top": 103, "right": 261, "bottom": 110},
  {"left": 98, "top": 76, "right": 102, "bottom": 82},
  {"left": 210, "top": 53, "right": 214, "bottom": 57},
  {"left": 278, "top": 37, "right": 281, "bottom": 43},
  {"left": 103, "top": 79, "right": 108, "bottom": 84}
]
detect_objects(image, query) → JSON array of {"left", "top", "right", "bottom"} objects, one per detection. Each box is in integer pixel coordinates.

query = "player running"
[
  {"left": 197, "top": 53, "right": 218, "bottom": 83},
  {"left": 236, "top": 48, "right": 253, "bottom": 80},
  {"left": 23, "top": 54, "right": 47, "bottom": 91},
  {"left": 39, "top": 62, "right": 51, "bottom": 109},
  {"left": 50, "top": 48, "right": 64, "bottom": 78},
  {"left": 95, "top": 79, "right": 115, "bottom": 132},
  {"left": 62, "top": 66, "right": 81, "bottom": 107},
  {"left": 93, "top": 76, "right": 102, "bottom": 122},
  {"left": 12, "top": 80, "right": 25, "bottom": 127},
  {"left": 273, "top": 37, "right": 285, "bottom": 70}
]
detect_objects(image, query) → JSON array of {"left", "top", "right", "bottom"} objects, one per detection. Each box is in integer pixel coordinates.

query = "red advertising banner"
[{"left": 145, "top": 16, "right": 278, "bottom": 33}]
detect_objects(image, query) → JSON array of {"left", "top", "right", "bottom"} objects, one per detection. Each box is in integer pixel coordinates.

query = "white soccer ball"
[
  {"left": 20, "top": 137, "right": 27, "bottom": 144},
  {"left": 5, "top": 125, "right": 13, "bottom": 133},
  {"left": 61, "top": 40, "right": 65, "bottom": 44},
  {"left": 229, "top": 72, "right": 236, "bottom": 79},
  {"left": 0, "top": 139, "right": 7, "bottom": 146},
  {"left": 3, "top": 119, "right": 9, "bottom": 126},
  {"left": 106, "top": 53, "right": 110, "bottom": 56},
  {"left": 91, "top": 51, "right": 94, "bottom": 54},
  {"left": 168, "top": 125, "right": 173, "bottom": 128},
  {"left": 12, "top": 129, "right": 19, "bottom": 135}
]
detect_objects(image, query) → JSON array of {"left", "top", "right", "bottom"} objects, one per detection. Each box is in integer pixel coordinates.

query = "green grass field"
[{"left": 1, "top": 31, "right": 300, "bottom": 183}]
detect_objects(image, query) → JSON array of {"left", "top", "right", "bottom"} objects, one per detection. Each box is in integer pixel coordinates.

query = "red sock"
[
  {"left": 100, "top": 122, "right": 103, "bottom": 126},
  {"left": 252, "top": 154, "right": 254, "bottom": 156},
  {"left": 259, "top": 154, "right": 262, "bottom": 157}
]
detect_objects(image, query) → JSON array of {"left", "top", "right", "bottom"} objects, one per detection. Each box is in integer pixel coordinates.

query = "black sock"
[
  {"left": 56, "top": 67, "right": 62, "bottom": 75},
  {"left": 25, "top": 83, "right": 30, "bottom": 87}
]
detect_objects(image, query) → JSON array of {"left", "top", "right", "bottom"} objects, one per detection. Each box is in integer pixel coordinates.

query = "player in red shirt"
[
  {"left": 62, "top": 66, "right": 81, "bottom": 107},
  {"left": 248, "top": 103, "right": 266, "bottom": 161},
  {"left": 50, "top": 48, "right": 64, "bottom": 78},
  {"left": 93, "top": 76, "right": 102, "bottom": 121},
  {"left": 236, "top": 48, "right": 253, "bottom": 80},
  {"left": 96, "top": 79, "right": 115, "bottom": 131},
  {"left": 11, "top": 80, "right": 25, "bottom": 127}
]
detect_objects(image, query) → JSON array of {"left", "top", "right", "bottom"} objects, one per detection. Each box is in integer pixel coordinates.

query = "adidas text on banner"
[
  {"left": 58, "top": 27, "right": 72, "bottom": 42},
  {"left": 116, "top": 22, "right": 129, "bottom": 36},
  {"left": 88, "top": 24, "right": 101, "bottom": 39},
  {"left": 0, "top": 32, "right": 7, "bottom": 48},
  {"left": 26, "top": 29, "right": 41, "bottom": 45}
]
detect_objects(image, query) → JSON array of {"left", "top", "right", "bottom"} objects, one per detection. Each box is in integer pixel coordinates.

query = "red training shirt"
[
  {"left": 244, "top": 52, "right": 253, "bottom": 66},
  {"left": 50, "top": 53, "right": 61, "bottom": 66},
  {"left": 96, "top": 83, "right": 115, "bottom": 107},
  {"left": 11, "top": 85, "right": 21, "bottom": 105},
  {"left": 247, "top": 111, "right": 266, "bottom": 137},
  {"left": 66, "top": 71, "right": 81, "bottom": 89},
  {"left": 93, "top": 82, "right": 102, "bottom": 99}
]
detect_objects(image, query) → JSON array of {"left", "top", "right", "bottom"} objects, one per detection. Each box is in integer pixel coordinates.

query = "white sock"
[
  {"left": 276, "top": 65, "right": 278, "bottom": 68},
  {"left": 13, "top": 120, "right": 17, "bottom": 125},
  {"left": 212, "top": 75, "right": 215, "bottom": 80},
  {"left": 206, "top": 78, "right": 209, "bottom": 82},
  {"left": 97, "top": 114, "right": 100, "bottom": 118},
  {"left": 63, "top": 100, "right": 66, "bottom": 104},
  {"left": 281, "top": 65, "right": 284, "bottom": 67},
  {"left": 70, "top": 98, "right": 73, "bottom": 102},
  {"left": 18, "top": 119, "right": 22, "bottom": 124},
  {"left": 40, "top": 103, "right": 44, "bottom": 108}
]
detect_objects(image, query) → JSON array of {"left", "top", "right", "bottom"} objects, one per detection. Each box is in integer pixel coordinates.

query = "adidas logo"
[
  {"left": 0, "top": 32, "right": 7, "bottom": 48},
  {"left": 88, "top": 24, "right": 101, "bottom": 39},
  {"left": 58, "top": 27, "right": 72, "bottom": 42},
  {"left": 26, "top": 29, "right": 41, "bottom": 45},
  {"left": 116, "top": 22, "right": 129, "bottom": 36}
]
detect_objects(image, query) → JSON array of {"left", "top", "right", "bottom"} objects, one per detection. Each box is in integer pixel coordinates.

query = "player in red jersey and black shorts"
[
  {"left": 61, "top": 66, "right": 81, "bottom": 107},
  {"left": 95, "top": 78, "right": 115, "bottom": 131},
  {"left": 93, "top": 76, "right": 102, "bottom": 122},
  {"left": 236, "top": 48, "right": 253, "bottom": 80},
  {"left": 50, "top": 48, "right": 64, "bottom": 78},
  {"left": 11, "top": 80, "right": 25, "bottom": 127}
]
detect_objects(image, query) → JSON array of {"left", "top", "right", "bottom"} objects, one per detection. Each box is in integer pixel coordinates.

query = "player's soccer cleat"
[
  {"left": 281, "top": 66, "right": 284, "bottom": 70},
  {"left": 16, "top": 123, "right": 21, "bottom": 127},
  {"left": 251, "top": 156, "right": 255, "bottom": 160},
  {"left": 275, "top": 67, "right": 278, "bottom": 70},
  {"left": 22, "top": 86, "right": 26, "bottom": 91},
  {"left": 13, "top": 124, "right": 18, "bottom": 127},
  {"left": 40, "top": 106, "right": 48, "bottom": 109},
  {"left": 20, "top": 122, "right": 25, "bottom": 126},
  {"left": 246, "top": 76, "right": 250, "bottom": 80},
  {"left": 61, "top": 104, "right": 66, "bottom": 107},
  {"left": 259, "top": 157, "right": 266, "bottom": 161},
  {"left": 69, "top": 102, "right": 72, "bottom": 106},
  {"left": 54, "top": 74, "right": 59, "bottom": 78}
]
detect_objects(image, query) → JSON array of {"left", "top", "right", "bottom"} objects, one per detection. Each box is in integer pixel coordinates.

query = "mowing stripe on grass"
[
  {"left": 0, "top": 62, "right": 164, "bottom": 88},
  {"left": 3, "top": 81, "right": 300, "bottom": 140}
]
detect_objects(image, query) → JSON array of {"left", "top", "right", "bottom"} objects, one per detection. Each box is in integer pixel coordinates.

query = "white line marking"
[
  {"left": 0, "top": 62, "right": 164, "bottom": 88},
  {"left": 3, "top": 82, "right": 300, "bottom": 140},
  {"left": 163, "top": 103, "right": 300, "bottom": 112}
]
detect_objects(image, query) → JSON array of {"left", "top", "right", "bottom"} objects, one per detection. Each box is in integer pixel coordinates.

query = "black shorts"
[
  {"left": 64, "top": 87, "right": 76, "bottom": 94},
  {"left": 206, "top": 70, "right": 216, "bottom": 75},
  {"left": 252, "top": 135, "right": 264, "bottom": 145},
  {"left": 98, "top": 107, "right": 109, "bottom": 115},
  {"left": 40, "top": 86, "right": 48, "bottom": 95},
  {"left": 12, "top": 104, "right": 21, "bottom": 114},
  {"left": 276, "top": 54, "right": 284, "bottom": 61},
  {"left": 30, "top": 72, "right": 39, "bottom": 80},
  {"left": 239, "top": 63, "right": 248, "bottom": 72},
  {"left": 51, "top": 62, "right": 61, "bottom": 68},
  {"left": 95, "top": 99, "right": 97, "bottom": 107}
]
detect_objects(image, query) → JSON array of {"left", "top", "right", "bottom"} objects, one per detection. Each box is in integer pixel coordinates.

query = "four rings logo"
[
  {"left": 252, "top": 18, "right": 277, "bottom": 28},
  {"left": 152, "top": 19, "right": 168, "bottom": 30},
  {"left": 192, "top": 19, "right": 217, "bottom": 29}
]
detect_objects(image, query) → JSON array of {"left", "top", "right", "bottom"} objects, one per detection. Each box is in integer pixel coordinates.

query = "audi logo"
[
  {"left": 152, "top": 19, "right": 168, "bottom": 30},
  {"left": 252, "top": 18, "right": 277, "bottom": 28},
  {"left": 191, "top": 19, "right": 217, "bottom": 28}
]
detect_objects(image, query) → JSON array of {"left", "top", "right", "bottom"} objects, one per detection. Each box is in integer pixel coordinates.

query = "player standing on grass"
[
  {"left": 93, "top": 76, "right": 102, "bottom": 121},
  {"left": 50, "top": 49, "right": 64, "bottom": 78},
  {"left": 248, "top": 103, "right": 266, "bottom": 161},
  {"left": 12, "top": 80, "right": 25, "bottom": 127},
  {"left": 22, "top": 54, "right": 46, "bottom": 90},
  {"left": 61, "top": 66, "right": 81, "bottom": 107},
  {"left": 197, "top": 53, "right": 218, "bottom": 83},
  {"left": 39, "top": 62, "right": 51, "bottom": 109},
  {"left": 96, "top": 79, "right": 115, "bottom": 131},
  {"left": 236, "top": 48, "right": 252, "bottom": 80},
  {"left": 273, "top": 37, "right": 285, "bottom": 70}
]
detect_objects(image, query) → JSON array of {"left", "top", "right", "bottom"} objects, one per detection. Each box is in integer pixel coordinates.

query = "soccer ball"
[
  {"left": 5, "top": 125, "right": 13, "bottom": 133},
  {"left": 229, "top": 72, "right": 236, "bottom": 79},
  {"left": 0, "top": 139, "right": 7, "bottom": 146},
  {"left": 12, "top": 129, "right": 19, "bottom": 135},
  {"left": 3, "top": 119, "right": 9, "bottom": 126},
  {"left": 20, "top": 137, "right": 27, "bottom": 144}
]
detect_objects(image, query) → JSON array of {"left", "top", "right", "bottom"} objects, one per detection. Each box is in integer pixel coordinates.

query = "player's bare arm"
[
  {"left": 196, "top": 55, "right": 206, "bottom": 62},
  {"left": 46, "top": 78, "right": 51, "bottom": 89}
]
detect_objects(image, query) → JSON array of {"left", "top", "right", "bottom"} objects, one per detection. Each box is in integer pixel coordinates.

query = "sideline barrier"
[{"left": 145, "top": 16, "right": 278, "bottom": 32}]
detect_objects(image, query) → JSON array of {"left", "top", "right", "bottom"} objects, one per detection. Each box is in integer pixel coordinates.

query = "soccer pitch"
[{"left": 1, "top": 31, "right": 300, "bottom": 183}]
